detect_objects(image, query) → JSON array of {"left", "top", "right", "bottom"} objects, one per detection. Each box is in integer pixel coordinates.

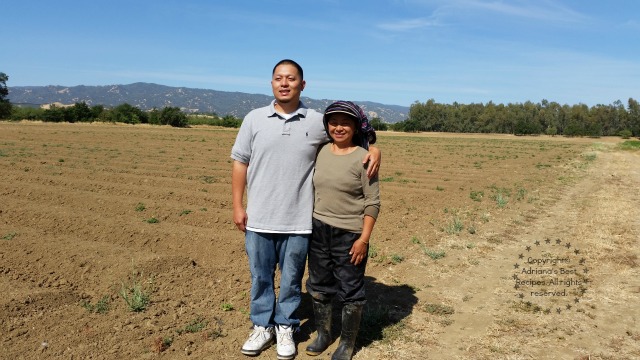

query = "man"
[{"left": 231, "top": 59, "right": 380, "bottom": 359}]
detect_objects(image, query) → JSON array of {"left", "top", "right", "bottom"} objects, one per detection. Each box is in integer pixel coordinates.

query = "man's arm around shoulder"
[{"left": 363, "top": 146, "right": 381, "bottom": 179}]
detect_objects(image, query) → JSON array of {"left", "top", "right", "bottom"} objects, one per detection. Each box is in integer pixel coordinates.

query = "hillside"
[{"left": 8, "top": 83, "right": 409, "bottom": 123}]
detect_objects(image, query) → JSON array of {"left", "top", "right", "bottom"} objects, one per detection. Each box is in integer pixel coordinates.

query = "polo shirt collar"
[{"left": 269, "top": 99, "right": 309, "bottom": 119}]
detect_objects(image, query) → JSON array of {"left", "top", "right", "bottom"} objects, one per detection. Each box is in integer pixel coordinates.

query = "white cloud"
[
  {"left": 407, "top": 0, "right": 588, "bottom": 23},
  {"left": 455, "top": 0, "right": 588, "bottom": 23},
  {"left": 377, "top": 17, "right": 439, "bottom": 31},
  {"left": 619, "top": 19, "right": 640, "bottom": 30}
]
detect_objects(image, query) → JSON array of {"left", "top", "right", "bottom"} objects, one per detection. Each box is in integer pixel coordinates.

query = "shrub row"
[{"left": 7, "top": 102, "right": 242, "bottom": 128}]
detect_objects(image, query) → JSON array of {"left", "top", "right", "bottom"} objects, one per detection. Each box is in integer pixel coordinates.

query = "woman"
[{"left": 306, "top": 101, "right": 380, "bottom": 360}]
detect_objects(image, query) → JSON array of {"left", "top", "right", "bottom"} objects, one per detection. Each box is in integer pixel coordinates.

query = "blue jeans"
[{"left": 245, "top": 230, "right": 309, "bottom": 328}]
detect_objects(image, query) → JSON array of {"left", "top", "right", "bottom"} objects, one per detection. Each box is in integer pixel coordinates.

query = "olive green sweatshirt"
[{"left": 312, "top": 144, "right": 380, "bottom": 233}]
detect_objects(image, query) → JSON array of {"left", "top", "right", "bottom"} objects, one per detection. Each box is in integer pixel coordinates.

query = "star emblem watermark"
[{"left": 513, "top": 238, "right": 589, "bottom": 315}]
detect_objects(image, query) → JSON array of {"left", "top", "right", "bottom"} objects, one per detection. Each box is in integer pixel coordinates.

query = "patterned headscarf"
[{"left": 323, "top": 101, "right": 377, "bottom": 149}]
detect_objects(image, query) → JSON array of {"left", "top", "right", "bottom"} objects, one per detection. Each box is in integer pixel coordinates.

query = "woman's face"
[{"left": 327, "top": 113, "right": 357, "bottom": 146}]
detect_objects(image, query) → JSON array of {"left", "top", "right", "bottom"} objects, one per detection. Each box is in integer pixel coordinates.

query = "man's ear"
[{"left": 301, "top": 80, "right": 306, "bottom": 91}]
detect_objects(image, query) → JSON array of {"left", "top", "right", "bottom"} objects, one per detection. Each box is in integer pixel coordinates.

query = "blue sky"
[{"left": 3, "top": 0, "right": 639, "bottom": 107}]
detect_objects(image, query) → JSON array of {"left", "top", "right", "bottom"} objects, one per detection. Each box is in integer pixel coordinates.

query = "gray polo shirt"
[{"left": 231, "top": 100, "right": 328, "bottom": 233}]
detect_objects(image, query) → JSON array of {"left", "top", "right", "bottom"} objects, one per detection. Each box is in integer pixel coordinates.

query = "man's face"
[{"left": 271, "top": 64, "right": 305, "bottom": 106}]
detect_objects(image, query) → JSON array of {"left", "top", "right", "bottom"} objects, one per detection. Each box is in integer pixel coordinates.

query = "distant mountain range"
[{"left": 8, "top": 83, "right": 409, "bottom": 123}]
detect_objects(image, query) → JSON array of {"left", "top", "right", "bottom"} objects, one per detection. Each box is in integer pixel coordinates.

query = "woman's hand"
[{"left": 349, "top": 239, "right": 369, "bottom": 265}]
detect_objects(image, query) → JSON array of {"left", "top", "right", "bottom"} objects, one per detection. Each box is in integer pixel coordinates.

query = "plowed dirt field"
[{"left": 1, "top": 122, "right": 638, "bottom": 359}]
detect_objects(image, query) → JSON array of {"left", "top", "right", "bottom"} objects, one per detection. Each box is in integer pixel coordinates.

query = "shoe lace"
[
  {"left": 248, "top": 326, "right": 270, "bottom": 341},
  {"left": 277, "top": 326, "right": 294, "bottom": 346}
]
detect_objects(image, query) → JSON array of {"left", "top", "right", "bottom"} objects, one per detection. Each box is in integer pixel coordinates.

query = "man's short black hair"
[{"left": 272, "top": 59, "right": 304, "bottom": 80}]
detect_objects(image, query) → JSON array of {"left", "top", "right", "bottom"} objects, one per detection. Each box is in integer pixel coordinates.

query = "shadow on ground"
[{"left": 297, "top": 276, "right": 418, "bottom": 348}]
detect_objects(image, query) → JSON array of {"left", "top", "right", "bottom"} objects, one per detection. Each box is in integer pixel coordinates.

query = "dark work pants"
[{"left": 306, "top": 218, "right": 367, "bottom": 305}]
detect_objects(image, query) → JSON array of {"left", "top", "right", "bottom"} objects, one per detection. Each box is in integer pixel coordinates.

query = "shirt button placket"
[{"left": 282, "top": 119, "right": 291, "bottom": 135}]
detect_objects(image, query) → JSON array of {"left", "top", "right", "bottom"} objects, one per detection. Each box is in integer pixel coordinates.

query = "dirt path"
[{"left": 381, "top": 147, "right": 640, "bottom": 359}]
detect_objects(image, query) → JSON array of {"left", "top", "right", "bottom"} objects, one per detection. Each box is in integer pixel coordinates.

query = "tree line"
[
  {"left": 390, "top": 98, "right": 640, "bottom": 137},
  {"left": 2, "top": 71, "right": 638, "bottom": 136},
  {"left": 6, "top": 102, "right": 243, "bottom": 128},
  {"left": 6, "top": 98, "right": 639, "bottom": 138}
]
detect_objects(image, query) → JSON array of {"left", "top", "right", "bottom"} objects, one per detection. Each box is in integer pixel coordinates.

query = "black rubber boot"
[
  {"left": 305, "top": 299, "right": 333, "bottom": 356},
  {"left": 331, "top": 303, "right": 363, "bottom": 360}
]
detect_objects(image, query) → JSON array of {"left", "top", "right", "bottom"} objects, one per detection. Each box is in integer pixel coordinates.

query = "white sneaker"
[
  {"left": 241, "top": 325, "right": 274, "bottom": 356},
  {"left": 276, "top": 325, "right": 296, "bottom": 360}
]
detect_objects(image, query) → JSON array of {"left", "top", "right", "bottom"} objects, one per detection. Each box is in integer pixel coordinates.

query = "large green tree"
[
  {"left": 158, "top": 106, "right": 187, "bottom": 127},
  {"left": 0, "top": 72, "right": 13, "bottom": 119},
  {"left": 629, "top": 98, "right": 640, "bottom": 137},
  {"left": 109, "top": 103, "right": 148, "bottom": 124}
]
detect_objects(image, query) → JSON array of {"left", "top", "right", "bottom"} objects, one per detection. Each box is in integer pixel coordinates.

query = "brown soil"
[{"left": 1, "top": 122, "right": 638, "bottom": 359}]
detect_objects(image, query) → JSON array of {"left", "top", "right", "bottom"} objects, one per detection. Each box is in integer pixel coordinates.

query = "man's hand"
[
  {"left": 233, "top": 207, "right": 248, "bottom": 232},
  {"left": 363, "top": 145, "right": 381, "bottom": 178}
]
